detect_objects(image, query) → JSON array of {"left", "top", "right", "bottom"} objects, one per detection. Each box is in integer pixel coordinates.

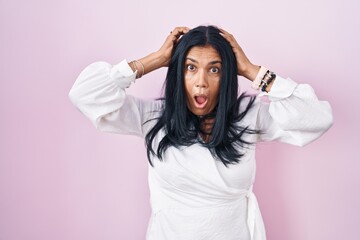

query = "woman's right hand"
[
  {"left": 131, "top": 27, "right": 190, "bottom": 78},
  {"left": 157, "top": 26, "right": 190, "bottom": 67}
]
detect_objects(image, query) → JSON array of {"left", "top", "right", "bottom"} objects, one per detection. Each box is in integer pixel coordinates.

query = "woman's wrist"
[
  {"left": 129, "top": 51, "right": 165, "bottom": 78},
  {"left": 242, "top": 63, "right": 260, "bottom": 81},
  {"left": 250, "top": 66, "right": 277, "bottom": 93}
]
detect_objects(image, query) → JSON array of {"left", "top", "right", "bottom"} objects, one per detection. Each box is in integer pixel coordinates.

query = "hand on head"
[
  {"left": 157, "top": 26, "right": 259, "bottom": 80},
  {"left": 219, "top": 28, "right": 259, "bottom": 80},
  {"left": 157, "top": 26, "right": 190, "bottom": 67},
  {"left": 151, "top": 27, "right": 260, "bottom": 81}
]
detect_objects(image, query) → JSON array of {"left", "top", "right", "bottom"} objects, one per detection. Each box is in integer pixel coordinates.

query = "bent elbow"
[
  {"left": 68, "top": 88, "right": 78, "bottom": 106},
  {"left": 324, "top": 110, "right": 334, "bottom": 132},
  {"left": 290, "top": 112, "right": 334, "bottom": 147},
  {"left": 318, "top": 103, "right": 334, "bottom": 134}
]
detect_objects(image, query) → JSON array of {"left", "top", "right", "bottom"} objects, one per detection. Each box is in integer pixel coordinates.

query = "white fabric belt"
[
  {"left": 151, "top": 188, "right": 266, "bottom": 240},
  {"left": 246, "top": 188, "right": 266, "bottom": 240}
]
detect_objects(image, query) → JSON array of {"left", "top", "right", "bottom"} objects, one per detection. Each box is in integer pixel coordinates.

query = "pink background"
[{"left": 1, "top": 0, "right": 359, "bottom": 239}]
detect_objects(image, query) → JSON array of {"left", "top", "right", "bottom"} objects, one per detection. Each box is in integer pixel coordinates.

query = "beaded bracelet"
[
  {"left": 260, "top": 71, "right": 276, "bottom": 92},
  {"left": 251, "top": 66, "right": 269, "bottom": 90}
]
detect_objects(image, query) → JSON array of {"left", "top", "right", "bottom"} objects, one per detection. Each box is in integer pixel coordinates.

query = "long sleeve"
[
  {"left": 256, "top": 76, "right": 333, "bottom": 146},
  {"left": 68, "top": 60, "right": 162, "bottom": 137}
]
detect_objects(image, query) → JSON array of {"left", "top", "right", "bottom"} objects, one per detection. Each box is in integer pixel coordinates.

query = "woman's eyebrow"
[
  {"left": 209, "top": 60, "right": 222, "bottom": 65},
  {"left": 185, "top": 57, "right": 222, "bottom": 65},
  {"left": 185, "top": 57, "right": 198, "bottom": 63}
]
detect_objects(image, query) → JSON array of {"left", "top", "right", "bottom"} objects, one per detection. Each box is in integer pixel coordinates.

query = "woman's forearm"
[{"left": 128, "top": 51, "right": 166, "bottom": 78}]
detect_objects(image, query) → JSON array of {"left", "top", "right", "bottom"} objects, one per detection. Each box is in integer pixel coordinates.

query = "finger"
[
  {"left": 220, "top": 32, "right": 235, "bottom": 46},
  {"left": 219, "top": 31, "right": 239, "bottom": 49},
  {"left": 219, "top": 28, "right": 229, "bottom": 35},
  {"left": 219, "top": 28, "right": 233, "bottom": 39},
  {"left": 168, "top": 27, "right": 190, "bottom": 45},
  {"left": 172, "top": 26, "right": 190, "bottom": 32},
  {"left": 219, "top": 31, "right": 235, "bottom": 42},
  {"left": 170, "top": 26, "right": 190, "bottom": 37}
]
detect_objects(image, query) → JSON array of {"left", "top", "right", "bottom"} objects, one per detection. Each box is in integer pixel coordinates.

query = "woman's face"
[{"left": 184, "top": 45, "right": 222, "bottom": 116}]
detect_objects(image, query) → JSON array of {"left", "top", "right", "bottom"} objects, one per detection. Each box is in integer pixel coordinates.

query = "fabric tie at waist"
[{"left": 246, "top": 187, "right": 266, "bottom": 240}]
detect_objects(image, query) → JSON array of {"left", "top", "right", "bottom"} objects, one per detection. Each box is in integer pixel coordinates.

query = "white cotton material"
[{"left": 69, "top": 60, "right": 333, "bottom": 240}]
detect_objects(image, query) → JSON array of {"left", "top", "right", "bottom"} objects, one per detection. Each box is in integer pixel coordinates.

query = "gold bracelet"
[
  {"left": 131, "top": 61, "right": 138, "bottom": 78},
  {"left": 135, "top": 60, "right": 145, "bottom": 78}
]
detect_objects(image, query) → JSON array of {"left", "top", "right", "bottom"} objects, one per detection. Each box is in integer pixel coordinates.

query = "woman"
[{"left": 69, "top": 26, "right": 333, "bottom": 240}]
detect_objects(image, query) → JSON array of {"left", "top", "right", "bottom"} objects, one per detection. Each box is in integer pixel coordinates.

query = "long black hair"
[{"left": 145, "top": 25, "right": 260, "bottom": 166}]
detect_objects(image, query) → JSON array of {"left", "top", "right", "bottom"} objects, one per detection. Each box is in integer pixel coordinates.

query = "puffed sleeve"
[
  {"left": 256, "top": 76, "right": 333, "bottom": 146},
  {"left": 68, "top": 60, "right": 162, "bottom": 137}
]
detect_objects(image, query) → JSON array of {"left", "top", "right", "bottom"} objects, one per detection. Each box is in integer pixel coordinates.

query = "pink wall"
[{"left": 0, "top": 0, "right": 359, "bottom": 239}]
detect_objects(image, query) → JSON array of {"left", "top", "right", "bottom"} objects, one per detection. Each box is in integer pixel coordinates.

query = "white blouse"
[{"left": 69, "top": 60, "right": 333, "bottom": 240}]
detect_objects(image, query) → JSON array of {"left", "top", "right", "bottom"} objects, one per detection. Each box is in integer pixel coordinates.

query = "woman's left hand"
[{"left": 219, "top": 28, "right": 259, "bottom": 81}]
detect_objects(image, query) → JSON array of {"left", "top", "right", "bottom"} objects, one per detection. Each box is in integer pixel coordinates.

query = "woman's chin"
[{"left": 189, "top": 106, "right": 213, "bottom": 117}]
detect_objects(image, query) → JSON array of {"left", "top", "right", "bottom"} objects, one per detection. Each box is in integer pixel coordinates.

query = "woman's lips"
[{"left": 194, "top": 95, "right": 208, "bottom": 108}]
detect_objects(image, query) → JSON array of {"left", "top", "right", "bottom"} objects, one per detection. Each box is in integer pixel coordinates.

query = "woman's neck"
[{"left": 200, "top": 118, "right": 215, "bottom": 143}]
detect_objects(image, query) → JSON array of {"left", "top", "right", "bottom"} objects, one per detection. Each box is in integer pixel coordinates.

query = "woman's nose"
[{"left": 195, "top": 70, "right": 208, "bottom": 88}]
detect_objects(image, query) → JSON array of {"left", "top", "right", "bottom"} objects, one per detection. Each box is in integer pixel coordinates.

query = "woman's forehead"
[{"left": 186, "top": 45, "right": 221, "bottom": 62}]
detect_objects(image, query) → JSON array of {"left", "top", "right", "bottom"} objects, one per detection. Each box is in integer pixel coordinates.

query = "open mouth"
[{"left": 194, "top": 95, "right": 208, "bottom": 108}]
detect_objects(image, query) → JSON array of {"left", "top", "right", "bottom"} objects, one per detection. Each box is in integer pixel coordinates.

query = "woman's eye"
[
  {"left": 187, "top": 64, "right": 196, "bottom": 71},
  {"left": 210, "top": 67, "right": 220, "bottom": 73}
]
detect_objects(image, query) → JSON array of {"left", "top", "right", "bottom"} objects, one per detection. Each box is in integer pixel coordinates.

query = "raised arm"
[
  {"left": 220, "top": 28, "right": 333, "bottom": 146},
  {"left": 68, "top": 27, "right": 189, "bottom": 137},
  {"left": 128, "top": 27, "right": 190, "bottom": 78}
]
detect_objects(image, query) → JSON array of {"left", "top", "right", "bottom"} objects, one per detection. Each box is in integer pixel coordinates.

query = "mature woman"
[{"left": 69, "top": 26, "right": 333, "bottom": 240}]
